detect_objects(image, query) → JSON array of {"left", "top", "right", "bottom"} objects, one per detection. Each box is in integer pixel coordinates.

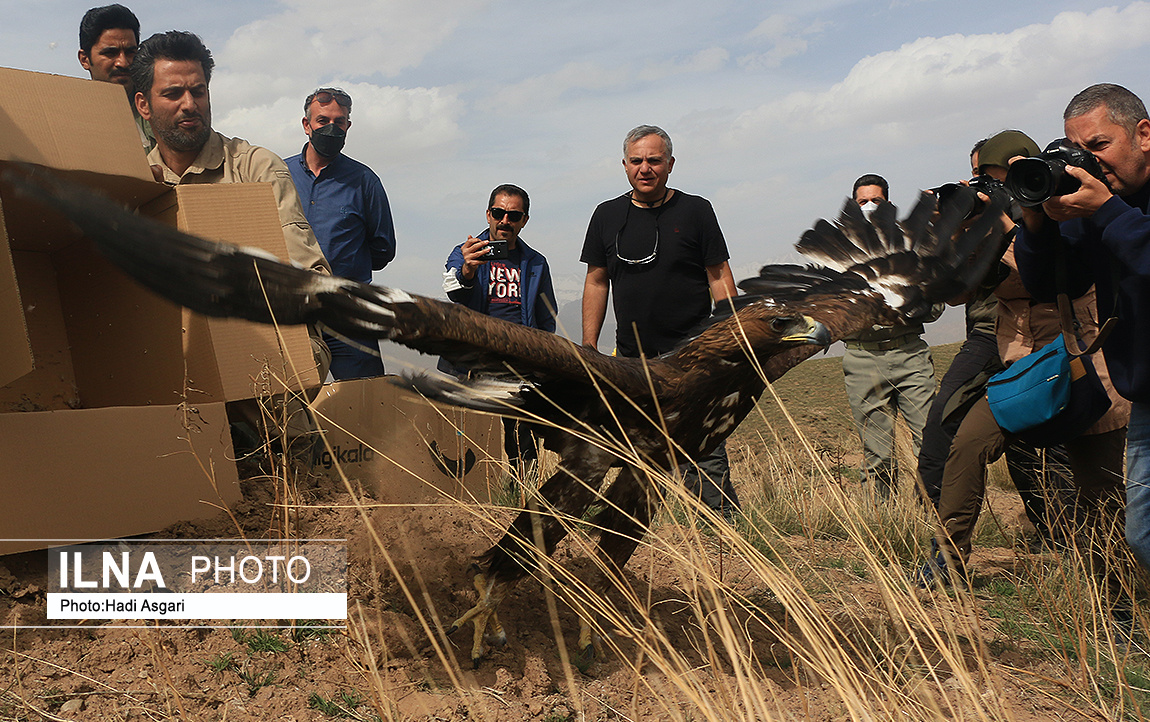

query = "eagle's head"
[
  {"left": 675, "top": 304, "right": 830, "bottom": 371},
  {"left": 732, "top": 305, "right": 832, "bottom": 356},
  {"left": 772, "top": 314, "right": 832, "bottom": 348}
]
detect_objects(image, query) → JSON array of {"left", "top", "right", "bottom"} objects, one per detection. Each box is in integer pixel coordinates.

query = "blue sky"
[{"left": 6, "top": 0, "right": 1150, "bottom": 364}]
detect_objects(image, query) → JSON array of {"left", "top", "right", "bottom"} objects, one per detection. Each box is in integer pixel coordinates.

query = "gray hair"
[
  {"left": 304, "top": 87, "right": 352, "bottom": 116},
  {"left": 623, "top": 125, "right": 673, "bottom": 159},
  {"left": 1064, "top": 83, "right": 1148, "bottom": 135}
]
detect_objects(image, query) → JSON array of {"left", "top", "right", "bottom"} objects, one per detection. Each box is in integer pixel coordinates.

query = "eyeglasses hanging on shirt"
[{"left": 616, "top": 192, "right": 670, "bottom": 265}]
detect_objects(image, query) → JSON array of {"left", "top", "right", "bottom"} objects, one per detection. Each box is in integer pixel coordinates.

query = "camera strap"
[{"left": 1054, "top": 234, "right": 1118, "bottom": 356}]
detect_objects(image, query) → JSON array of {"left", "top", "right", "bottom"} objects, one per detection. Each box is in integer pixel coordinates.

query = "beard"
[{"left": 153, "top": 114, "right": 211, "bottom": 153}]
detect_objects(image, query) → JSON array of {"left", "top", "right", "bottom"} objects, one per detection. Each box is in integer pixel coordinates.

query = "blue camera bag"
[
  {"left": 987, "top": 333, "right": 1110, "bottom": 446},
  {"left": 986, "top": 337, "right": 1070, "bottom": 433}
]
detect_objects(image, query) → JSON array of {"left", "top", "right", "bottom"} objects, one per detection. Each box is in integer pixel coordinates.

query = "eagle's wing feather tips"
[
  {"left": 738, "top": 264, "right": 869, "bottom": 298},
  {"left": 397, "top": 372, "right": 530, "bottom": 414},
  {"left": 783, "top": 187, "right": 1006, "bottom": 324}
]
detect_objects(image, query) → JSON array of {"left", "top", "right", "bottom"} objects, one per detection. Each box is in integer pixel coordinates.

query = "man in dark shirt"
[
  {"left": 286, "top": 88, "right": 396, "bottom": 380},
  {"left": 1014, "top": 83, "right": 1150, "bottom": 570},
  {"left": 580, "top": 125, "right": 740, "bottom": 519}
]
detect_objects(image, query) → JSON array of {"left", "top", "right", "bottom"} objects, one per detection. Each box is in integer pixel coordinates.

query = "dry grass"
[
  {"left": 319, "top": 343, "right": 1150, "bottom": 721},
  {"left": 4, "top": 341, "right": 1149, "bottom": 721}
]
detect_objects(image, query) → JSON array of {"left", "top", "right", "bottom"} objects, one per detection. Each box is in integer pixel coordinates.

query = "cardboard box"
[
  {"left": 311, "top": 378, "right": 503, "bottom": 505},
  {"left": 0, "top": 67, "right": 319, "bottom": 554},
  {"left": 0, "top": 402, "right": 236, "bottom": 545}
]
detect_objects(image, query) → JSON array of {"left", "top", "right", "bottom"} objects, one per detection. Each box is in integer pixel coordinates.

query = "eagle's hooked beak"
[{"left": 782, "top": 316, "right": 832, "bottom": 349}]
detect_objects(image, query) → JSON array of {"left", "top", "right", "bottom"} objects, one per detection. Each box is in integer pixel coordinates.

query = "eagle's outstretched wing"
[
  {"left": 753, "top": 189, "right": 1008, "bottom": 322},
  {"left": 0, "top": 166, "right": 643, "bottom": 396},
  {"left": 689, "top": 188, "right": 1008, "bottom": 383},
  {"left": 4, "top": 166, "right": 1007, "bottom": 408}
]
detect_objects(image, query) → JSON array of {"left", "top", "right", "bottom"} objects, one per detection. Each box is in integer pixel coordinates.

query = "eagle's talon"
[{"left": 446, "top": 624, "right": 459, "bottom": 636}]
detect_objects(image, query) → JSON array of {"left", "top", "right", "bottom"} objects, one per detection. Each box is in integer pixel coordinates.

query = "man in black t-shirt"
[{"left": 580, "top": 125, "right": 741, "bottom": 519}]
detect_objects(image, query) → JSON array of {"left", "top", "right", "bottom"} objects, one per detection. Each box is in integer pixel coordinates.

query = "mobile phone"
[{"left": 486, "top": 239, "right": 509, "bottom": 261}]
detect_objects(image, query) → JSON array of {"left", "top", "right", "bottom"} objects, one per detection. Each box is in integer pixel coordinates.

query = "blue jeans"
[
  {"left": 1126, "top": 401, "right": 1150, "bottom": 570},
  {"left": 325, "top": 333, "right": 385, "bottom": 381}
]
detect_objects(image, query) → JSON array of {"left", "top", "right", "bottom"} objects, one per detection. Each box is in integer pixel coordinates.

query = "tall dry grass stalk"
[{"left": 316, "top": 361, "right": 1148, "bottom": 721}]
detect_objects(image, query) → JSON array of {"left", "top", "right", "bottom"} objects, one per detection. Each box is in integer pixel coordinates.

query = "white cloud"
[
  {"left": 217, "top": 82, "right": 466, "bottom": 165},
  {"left": 738, "top": 14, "right": 824, "bottom": 70},
  {"left": 731, "top": 3, "right": 1150, "bottom": 139},
  {"left": 638, "top": 47, "right": 730, "bottom": 82},
  {"left": 200, "top": 0, "right": 479, "bottom": 165},
  {"left": 218, "top": 0, "right": 488, "bottom": 99},
  {"left": 488, "top": 61, "right": 629, "bottom": 110},
  {"left": 748, "top": 14, "right": 796, "bottom": 41},
  {"left": 487, "top": 46, "right": 729, "bottom": 114},
  {"left": 738, "top": 37, "right": 809, "bottom": 70}
]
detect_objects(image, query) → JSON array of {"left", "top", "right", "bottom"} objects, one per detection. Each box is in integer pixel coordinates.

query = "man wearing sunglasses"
[
  {"left": 579, "top": 125, "right": 741, "bottom": 521},
  {"left": 442, "top": 184, "right": 556, "bottom": 484},
  {"left": 286, "top": 88, "right": 396, "bottom": 380}
]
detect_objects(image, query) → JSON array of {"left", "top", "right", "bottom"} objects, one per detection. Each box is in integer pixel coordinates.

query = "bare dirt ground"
[{"left": 0, "top": 464, "right": 1101, "bottom": 722}]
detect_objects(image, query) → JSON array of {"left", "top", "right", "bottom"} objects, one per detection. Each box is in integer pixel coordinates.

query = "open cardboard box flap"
[
  {"left": 0, "top": 67, "right": 162, "bottom": 390},
  {"left": 0, "top": 67, "right": 329, "bottom": 553},
  {"left": 140, "top": 184, "right": 320, "bottom": 402},
  {"left": 0, "top": 66, "right": 316, "bottom": 402}
]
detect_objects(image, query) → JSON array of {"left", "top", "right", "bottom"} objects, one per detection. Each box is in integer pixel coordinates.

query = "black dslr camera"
[
  {"left": 930, "top": 175, "right": 1008, "bottom": 220},
  {"left": 1004, "top": 139, "right": 1109, "bottom": 207}
]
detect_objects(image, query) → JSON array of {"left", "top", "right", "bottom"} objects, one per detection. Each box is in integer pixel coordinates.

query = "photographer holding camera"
[
  {"left": 923, "top": 130, "right": 1130, "bottom": 589},
  {"left": 1014, "top": 83, "right": 1150, "bottom": 570},
  {"left": 441, "top": 184, "right": 557, "bottom": 484}
]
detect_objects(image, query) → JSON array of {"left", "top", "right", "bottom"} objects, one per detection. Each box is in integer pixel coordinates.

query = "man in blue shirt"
[{"left": 286, "top": 87, "right": 396, "bottom": 380}]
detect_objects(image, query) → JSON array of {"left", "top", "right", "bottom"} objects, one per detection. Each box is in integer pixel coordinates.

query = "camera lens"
[
  {"left": 930, "top": 182, "right": 980, "bottom": 220},
  {"left": 1006, "top": 158, "right": 1059, "bottom": 206}
]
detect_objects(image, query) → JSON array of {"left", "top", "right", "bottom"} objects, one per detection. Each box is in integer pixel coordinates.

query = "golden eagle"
[{"left": 6, "top": 169, "right": 1006, "bottom": 666}]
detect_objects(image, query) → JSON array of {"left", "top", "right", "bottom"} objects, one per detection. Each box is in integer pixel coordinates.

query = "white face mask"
[{"left": 859, "top": 200, "right": 880, "bottom": 220}]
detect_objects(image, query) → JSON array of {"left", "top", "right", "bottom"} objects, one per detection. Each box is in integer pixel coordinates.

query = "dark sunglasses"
[
  {"left": 489, "top": 207, "right": 525, "bottom": 223},
  {"left": 308, "top": 90, "right": 352, "bottom": 108}
]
